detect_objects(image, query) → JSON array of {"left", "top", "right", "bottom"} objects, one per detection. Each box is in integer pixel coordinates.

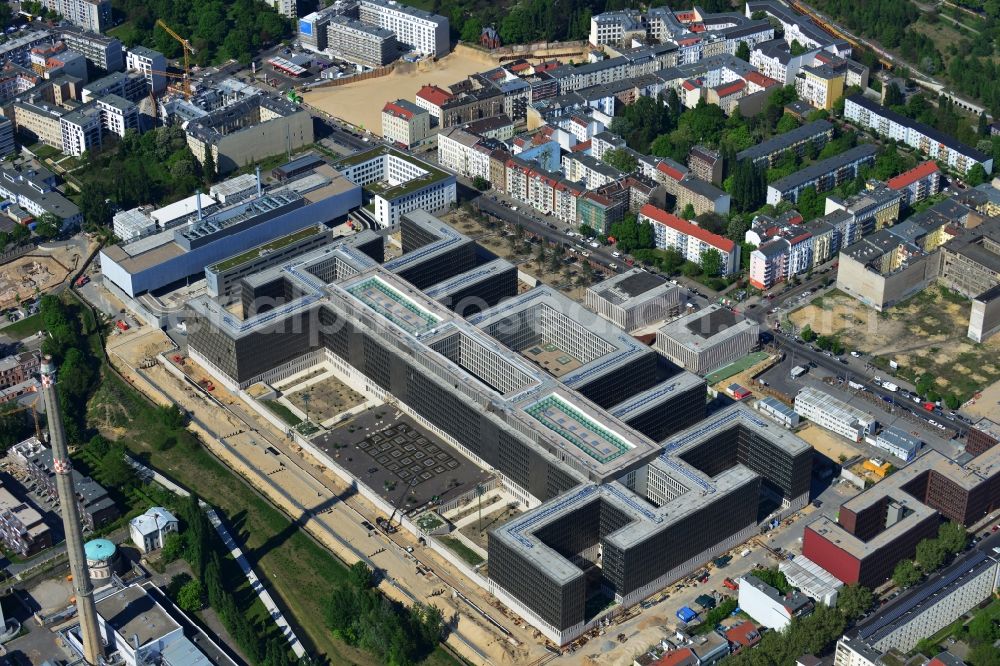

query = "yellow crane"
[{"left": 155, "top": 19, "right": 196, "bottom": 98}]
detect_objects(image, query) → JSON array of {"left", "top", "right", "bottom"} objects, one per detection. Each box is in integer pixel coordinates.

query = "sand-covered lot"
[
  {"left": 303, "top": 46, "right": 497, "bottom": 133},
  {"left": 790, "top": 287, "right": 1000, "bottom": 401}
]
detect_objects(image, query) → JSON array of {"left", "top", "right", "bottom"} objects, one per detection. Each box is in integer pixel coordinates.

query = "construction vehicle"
[
  {"left": 286, "top": 90, "right": 303, "bottom": 104},
  {"left": 155, "top": 19, "right": 196, "bottom": 98}
]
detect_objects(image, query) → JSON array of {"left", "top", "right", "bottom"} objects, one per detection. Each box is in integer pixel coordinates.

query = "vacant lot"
[
  {"left": 790, "top": 287, "right": 1000, "bottom": 401},
  {"left": 795, "top": 422, "right": 863, "bottom": 462},
  {"left": 304, "top": 46, "right": 496, "bottom": 132}
]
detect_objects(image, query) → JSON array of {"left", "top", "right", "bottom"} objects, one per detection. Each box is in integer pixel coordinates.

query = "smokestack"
[
  {"left": 195, "top": 189, "right": 203, "bottom": 221},
  {"left": 256, "top": 165, "right": 262, "bottom": 197},
  {"left": 40, "top": 356, "right": 103, "bottom": 665}
]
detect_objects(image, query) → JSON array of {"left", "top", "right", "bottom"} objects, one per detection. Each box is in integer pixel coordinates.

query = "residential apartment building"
[
  {"left": 29, "top": 42, "right": 88, "bottom": 82},
  {"left": 0, "top": 352, "right": 39, "bottom": 390},
  {"left": 937, "top": 217, "right": 1000, "bottom": 298},
  {"left": 767, "top": 144, "right": 878, "bottom": 204},
  {"left": 60, "top": 103, "right": 103, "bottom": 156},
  {"left": 688, "top": 145, "right": 722, "bottom": 185},
  {"left": 640, "top": 203, "right": 739, "bottom": 274},
  {"left": 845, "top": 95, "right": 993, "bottom": 175},
  {"left": 824, "top": 184, "right": 903, "bottom": 238},
  {"left": 415, "top": 84, "right": 453, "bottom": 119},
  {"left": 381, "top": 99, "right": 430, "bottom": 147},
  {"left": 0, "top": 482, "right": 51, "bottom": 556},
  {"left": 0, "top": 116, "right": 14, "bottom": 157},
  {"left": 82, "top": 71, "right": 147, "bottom": 103},
  {"left": 326, "top": 15, "right": 399, "bottom": 68},
  {"left": 12, "top": 97, "right": 66, "bottom": 150},
  {"left": 886, "top": 161, "right": 941, "bottom": 206},
  {"left": 675, "top": 177, "right": 731, "bottom": 216},
  {"left": 736, "top": 119, "right": 833, "bottom": 167},
  {"left": 0, "top": 165, "right": 82, "bottom": 226},
  {"left": 794, "top": 386, "right": 876, "bottom": 442},
  {"left": 437, "top": 127, "right": 493, "bottom": 181},
  {"left": 358, "top": 0, "right": 449, "bottom": 56},
  {"left": 95, "top": 94, "right": 139, "bottom": 138},
  {"left": 59, "top": 25, "right": 124, "bottom": 71},
  {"left": 795, "top": 63, "right": 843, "bottom": 111},
  {"left": 125, "top": 46, "right": 167, "bottom": 95},
  {"left": 561, "top": 152, "right": 622, "bottom": 190},
  {"left": 42, "top": 0, "right": 111, "bottom": 33}
]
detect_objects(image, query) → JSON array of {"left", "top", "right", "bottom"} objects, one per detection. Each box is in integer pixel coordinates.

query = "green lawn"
[
  {"left": 705, "top": 351, "right": 771, "bottom": 385},
  {"left": 263, "top": 400, "right": 302, "bottom": 426},
  {"left": 0, "top": 313, "right": 44, "bottom": 339},
  {"left": 440, "top": 537, "right": 484, "bottom": 566}
]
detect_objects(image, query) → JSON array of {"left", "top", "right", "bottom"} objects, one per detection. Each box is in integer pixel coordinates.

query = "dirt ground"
[
  {"left": 285, "top": 375, "right": 364, "bottom": 418},
  {"left": 0, "top": 252, "right": 80, "bottom": 309},
  {"left": 105, "top": 325, "right": 174, "bottom": 367},
  {"left": 790, "top": 288, "right": 1000, "bottom": 400},
  {"left": 965, "top": 377, "right": 1000, "bottom": 421},
  {"left": 795, "top": 422, "right": 863, "bottom": 462},
  {"left": 303, "top": 46, "right": 498, "bottom": 132}
]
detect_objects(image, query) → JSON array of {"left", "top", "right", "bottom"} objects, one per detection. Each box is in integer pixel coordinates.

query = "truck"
[
  {"left": 75, "top": 275, "right": 89, "bottom": 287},
  {"left": 723, "top": 578, "right": 739, "bottom": 590},
  {"left": 882, "top": 382, "right": 899, "bottom": 392},
  {"left": 115, "top": 320, "right": 129, "bottom": 332},
  {"left": 790, "top": 365, "right": 807, "bottom": 379},
  {"left": 676, "top": 606, "right": 698, "bottom": 623},
  {"left": 848, "top": 380, "right": 865, "bottom": 390}
]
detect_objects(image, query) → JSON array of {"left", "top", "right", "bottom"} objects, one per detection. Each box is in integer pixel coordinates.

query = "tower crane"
[{"left": 155, "top": 19, "right": 196, "bottom": 98}]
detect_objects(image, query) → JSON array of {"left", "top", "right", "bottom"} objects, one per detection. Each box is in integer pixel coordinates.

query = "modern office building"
[
  {"left": 184, "top": 212, "right": 806, "bottom": 645},
  {"left": 335, "top": 146, "right": 456, "bottom": 229},
  {"left": 966, "top": 417, "right": 1000, "bottom": 457},
  {"left": 185, "top": 94, "right": 314, "bottom": 176},
  {"left": 655, "top": 305, "right": 760, "bottom": 375},
  {"left": 125, "top": 46, "right": 167, "bottom": 95},
  {"left": 874, "top": 426, "right": 921, "bottom": 462},
  {"left": 737, "top": 574, "right": 814, "bottom": 630},
  {"left": 381, "top": 99, "right": 431, "bottom": 147},
  {"left": 358, "top": 0, "right": 450, "bottom": 57},
  {"left": 585, "top": 269, "right": 681, "bottom": 332},
  {"left": 844, "top": 95, "right": 993, "bottom": 175},
  {"left": 804, "top": 446, "right": 1000, "bottom": 587},
  {"left": 42, "top": 0, "right": 111, "bottom": 33},
  {"left": 640, "top": 204, "right": 740, "bottom": 275},
  {"left": 100, "top": 169, "right": 361, "bottom": 298},
  {"left": 738, "top": 120, "right": 834, "bottom": 168},
  {"left": 767, "top": 144, "right": 878, "bottom": 204},
  {"left": 793, "top": 387, "right": 876, "bottom": 443}
]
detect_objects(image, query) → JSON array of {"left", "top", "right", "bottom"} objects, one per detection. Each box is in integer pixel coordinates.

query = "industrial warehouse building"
[
  {"left": 184, "top": 212, "right": 811, "bottom": 645},
  {"left": 585, "top": 269, "right": 680, "bottom": 332},
  {"left": 655, "top": 305, "right": 760, "bottom": 375},
  {"left": 794, "top": 386, "right": 876, "bottom": 442},
  {"left": 803, "top": 447, "right": 1000, "bottom": 588}
]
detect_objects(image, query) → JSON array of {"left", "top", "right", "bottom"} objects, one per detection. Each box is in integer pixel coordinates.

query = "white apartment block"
[
  {"left": 794, "top": 386, "right": 876, "bottom": 442},
  {"left": 589, "top": 10, "right": 646, "bottom": 47},
  {"left": 42, "top": 0, "right": 110, "bottom": 33},
  {"left": 437, "top": 127, "right": 491, "bottom": 181},
  {"left": 125, "top": 46, "right": 167, "bottom": 95},
  {"left": 358, "top": 0, "right": 450, "bottom": 57},
  {"left": 561, "top": 153, "right": 621, "bottom": 190},
  {"left": 60, "top": 105, "right": 102, "bottom": 157},
  {"left": 845, "top": 95, "right": 993, "bottom": 175},
  {"left": 640, "top": 203, "right": 740, "bottom": 275},
  {"left": 96, "top": 95, "right": 139, "bottom": 138}
]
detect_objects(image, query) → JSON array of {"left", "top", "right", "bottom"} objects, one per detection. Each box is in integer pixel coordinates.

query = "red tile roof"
[
  {"left": 682, "top": 80, "right": 698, "bottom": 91},
  {"left": 678, "top": 37, "right": 701, "bottom": 46},
  {"left": 572, "top": 140, "right": 592, "bottom": 152},
  {"left": 887, "top": 161, "right": 940, "bottom": 190},
  {"left": 716, "top": 80, "right": 746, "bottom": 98},
  {"left": 745, "top": 71, "right": 779, "bottom": 89},
  {"left": 416, "top": 85, "right": 453, "bottom": 107},
  {"left": 652, "top": 648, "right": 698, "bottom": 666},
  {"left": 382, "top": 101, "right": 414, "bottom": 120},
  {"left": 640, "top": 203, "right": 736, "bottom": 253},
  {"left": 656, "top": 161, "right": 686, "bottom": 182}
]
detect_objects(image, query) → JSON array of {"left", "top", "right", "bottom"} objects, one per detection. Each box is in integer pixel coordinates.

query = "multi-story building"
[
  {"left": 58, "top": 25, "right": 124, "bottom": 72},
  {"left": 886, "top": 161, "right": 941, "bottom": 207},
  {"left": 588, "top": 9, "right": 647, "bottom": 47},
  {"left": 767, "top": 144, "right": 878, "bottom": 204},
  {"left": 750, "top": 38, "right": 819, "bottom": 84},
  {"left": 437, "top": 127, "right": 493, "bottom": 181},
  {"left": 795, "top": 63, "right": 844, "bottom": 110},
  {"left": 81, "top": 71, "right": 147, "bottom": 103},
  {"left": 29, "top": 42, "right": 88, "bottom": 81},
  {"left": 336, "top": 146, "right": 456, "bottom": 228},
  {"left": 748, "top": 238, "right": 790, "bottom": 290},
  {"left": 874, "top": 426, "right": 921, "bottom": 462},
  {"left": 129, "top": 506, "right": 179, "bottom": 553},
  {"left": 675, "top": 177, "right": 731, "bottom": 217},
  {"left": 655, "top": 304, "right": 760, "bottom": 374},
  {"left": 60, "top": 103, "right": 103, "bottom": 156},
  {"left": 688, "top": 145, "right": 722, "bottom": 185},
  {"left": 125, "top": 46, "right": 166, "bottom": 95},
  {"left": 95, "top": 94, "right": 139, "bottom": 138},
  {"left": 415, "top": 84, "right": 453, "bottom": 119},
  {"left": 326, "top": 15, "right": 399, "bottom": 68},
  {"left": 561, "top": 152, "right": 622, "bottom": 190},
  {"left": 262, "top": 0, "right": 296, "bottom": 18},
  {"left": 794, "top": 386, "right": 876, "bottom": 442},
  {"left": 845, "top": 95, "right": 993, "bottom": 175},
  {"left": 381, "top": 99, "right": 430, "bottom": 147},
  {"left": 585, "top": 269, "right": 681, "bottom": 332},
  {"left": 358, "top": 0, "right": 449, "bottom": 57},
  {"left": 803, "top": 446, "right": 1000, "bottom": 588},
  {"left": 966, "top": 418, "right": 1000, "bottom": 456},
  {"left": 12, "top": 96, "right": 67, "bottom": 150},
  {"left": 746, "top": 1, "right": 850, "bottom": 52},
  {"left": 0, "top": 352, "right": 39, "bottom": 390},
  {"left": 825, "top": 184, "right": 903, "bottom": 237},
  {"left": 42, "top": 0, "right": 111, "bottom": 33},
  {"left": 185, "top": 94, "right": 314, "bottom": 175},
  {"left": 0, "top": 30, "right": 56, "bottom": 69},
  {"left": 737, "top": 120, "right": 833, "bottom": 167},
  {"left": 640, "top": 204, "right": 740, "bottom": 274},
  {"left": 0, "top": 481, "right": 51, "bottom": 556},
  {"left": 937, "top": 217, "right": 1000, "bottom": 299},
  {"left": 0, "top": 165, "right": 82, "bottom": 226},
  {"left": 0, "top": 116, "right": 14, "bottom": 157}
]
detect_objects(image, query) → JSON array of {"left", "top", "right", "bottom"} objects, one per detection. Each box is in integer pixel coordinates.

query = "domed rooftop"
[{"left": 85, "top": 538, "right": 117, "bottom": 562}]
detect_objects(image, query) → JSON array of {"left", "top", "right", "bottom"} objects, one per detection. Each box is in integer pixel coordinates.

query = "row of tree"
[
  {"left": 326, "top": 561, "right": 445, "bottom": 666},
  {"left": 892, "top": 522, "right": 968, "bottom": 589}
]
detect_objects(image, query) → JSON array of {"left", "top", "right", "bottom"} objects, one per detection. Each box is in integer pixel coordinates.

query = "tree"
[
  {"left": 795, "top": 186, "right": 825, "bottom": 221},
  {"left": 33, "top": 214, "right": 61, "bottom": 240},
  {"left": 701, "top": 248, "right": 723, "bottom": 276},
  {"left": 969, "top": 642, "right": 1000, "bottom": 666},
  {"left": 750, "top": 567, "right": 791, "bottom": 594},
  {"left": 177, "top": 579, "right": 204, "bottom": 613},
  {"left": 460, "top": 18, "right": 482, "bottom": 43},
  {"left": 944, "top": 393, "right": 961, "bottom": 410},
  {"left": 203, "top": 145, "right": 216, "bottom": 185},
  {"left": 726, "top": 215, "right": 752, "bottom": 243},
  {"left": 603, "top": 148, "right": 638, "bottom": 173},
  {"left": 0, "top": 403, "right": 32, "bottom": 450},
  {"left": 967, "top": 163, "right": 988, "bottom": 186},
  {"left": 731, "top": 159, "right": 766, "bottom": 212},
  {"left": 915, "top": 538, "right": 946, "bottom": 572},
  {"left": 892, "top": 559, "right": 920, "bottom": 588},
  {"left": 776, "top": 113, "right": 800, "bottom": 134},
  {"left": 937, "top": 521, "right": 967, "bottom": 554},
  {"left": 471, "top": 175, "right": 490, "bottom": 191},
  {"left": 790, "top": 40, "right": 807, "bottom": 56},
  {"left": 884, "top": 82, "right": 905, "bottom": 107},
  {"left": 978, "top": 111, "right": 989, "bottom": 137},
  {"left": 681, "top": 203, "right": 696, "bottom": 220},
  {"left": 801, "top": 325, "right": 817, "bottom": 342},
  {"left": 348, "top": 561, "right": 374, "bottom": 590},
  {"left": 837, "top": 585, "right": 873, "bottom": 622},
  {"left": 735, "top": 40, "right": 751, "bottom": 62},
  {"left": 161, "top": 532, "right": 188, "bottom": 563}
]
